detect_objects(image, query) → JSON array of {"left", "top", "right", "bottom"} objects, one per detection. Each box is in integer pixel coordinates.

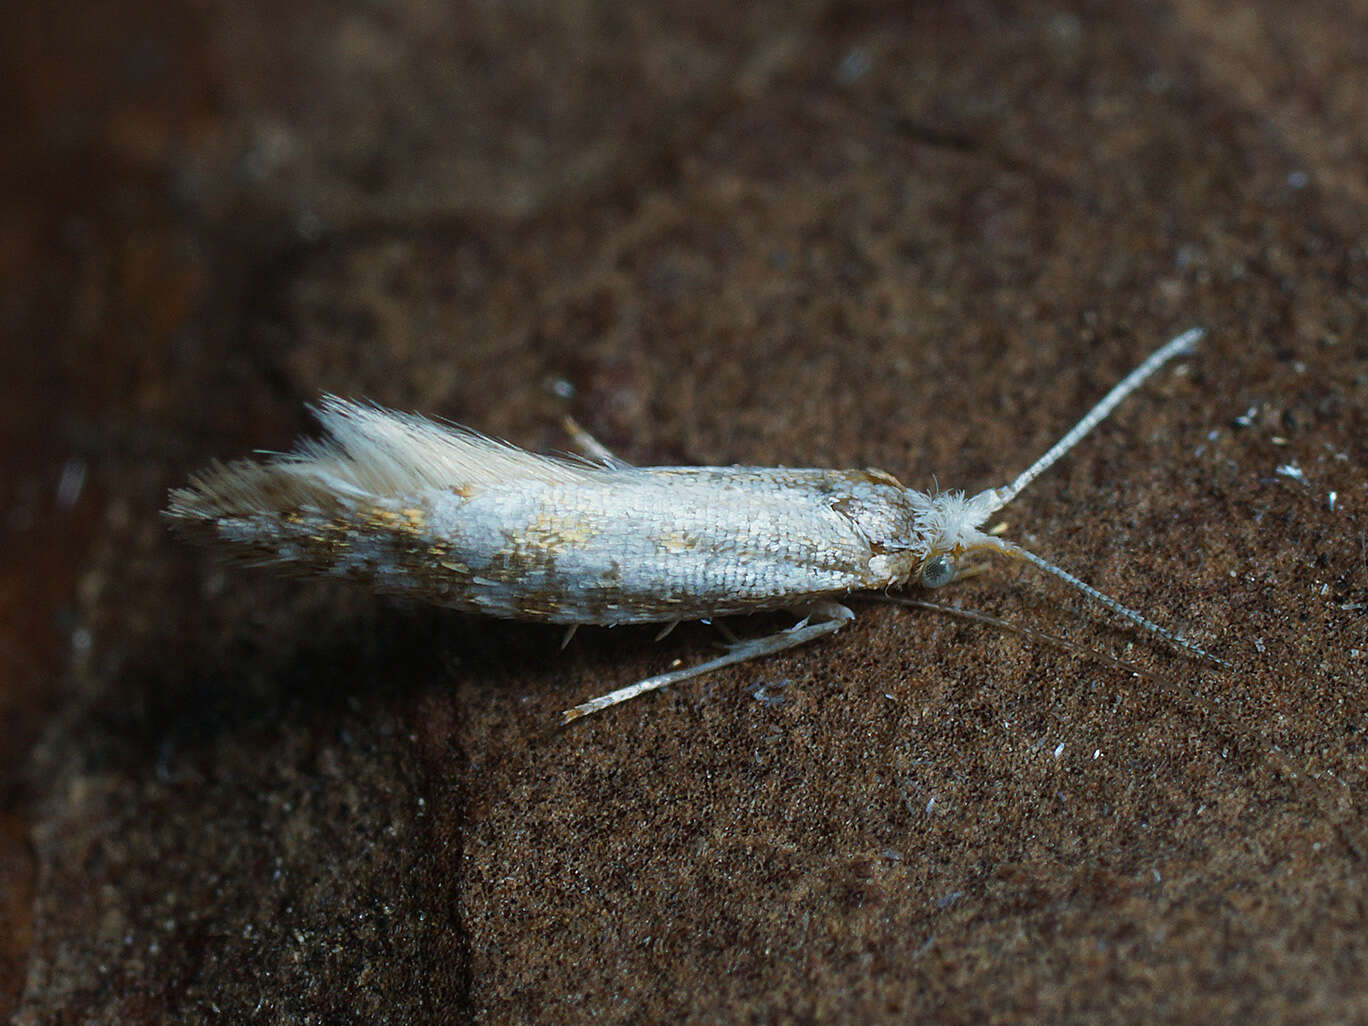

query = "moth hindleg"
[
  {"left": 561, "top": 602, "right": 855, "bottom": 723},
  {"left": 561, "top": 416, "right": 632, "bottom": 469}
]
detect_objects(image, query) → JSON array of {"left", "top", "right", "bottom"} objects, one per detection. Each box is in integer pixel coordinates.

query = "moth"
[{"left": 166, "top": 328, "right": 1224, "bottom": 721}]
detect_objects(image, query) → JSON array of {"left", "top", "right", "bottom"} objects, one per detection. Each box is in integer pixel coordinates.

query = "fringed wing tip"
[
  {"left": 163, "top": 457, "right": 285, "bottom": 523},
  {"left": 166, "top": 394, "right": 615, "bottom": 532}
]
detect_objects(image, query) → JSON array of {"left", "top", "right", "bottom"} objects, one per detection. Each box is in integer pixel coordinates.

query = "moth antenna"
[
  {"left": 990, "top": 539, "right": 1231, "bottom": 668},
  {"left": 985, "top": 327, "right": 1204, "bottom": 514}
]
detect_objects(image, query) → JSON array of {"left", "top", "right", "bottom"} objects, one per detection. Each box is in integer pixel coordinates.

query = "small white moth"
[{"left": 166, "top": 328, "right": 1223, "bottom": 721}]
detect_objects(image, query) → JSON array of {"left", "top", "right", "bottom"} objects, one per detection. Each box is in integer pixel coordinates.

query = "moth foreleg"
[
  {"left": 560, "top": 602, "right": 855, "bottom": 723},
  {"left": 561, "top": 415, "right": 632, "bottom": 469}
]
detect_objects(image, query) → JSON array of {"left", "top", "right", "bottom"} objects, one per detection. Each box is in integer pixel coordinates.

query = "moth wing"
[{"left": 168, "top": 396, "right": 607, "bottom": 522}]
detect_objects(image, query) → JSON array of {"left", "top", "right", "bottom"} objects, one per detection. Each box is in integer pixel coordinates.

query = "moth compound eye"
[{"left": 920, "top": 553, "right": 956, "bottom": 589}]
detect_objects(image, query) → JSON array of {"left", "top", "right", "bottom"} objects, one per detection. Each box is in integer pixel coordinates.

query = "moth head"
[
  {"left": 916, "top": 533, "right": 1011, "bottom": 589},
  {"left": 913, "top": 487, "right": 1005, "bottom": 589}
]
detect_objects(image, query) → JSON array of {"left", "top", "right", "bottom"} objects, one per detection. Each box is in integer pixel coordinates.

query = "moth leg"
[
  {"left": 707, "top": 619, "right": 740, "bottom": 645},
  {"left": 561, "top": 415, "right": 633, "bottom": 468},
  {"left": 561, "top": 601, "right": 855, "bottom": 723}
]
